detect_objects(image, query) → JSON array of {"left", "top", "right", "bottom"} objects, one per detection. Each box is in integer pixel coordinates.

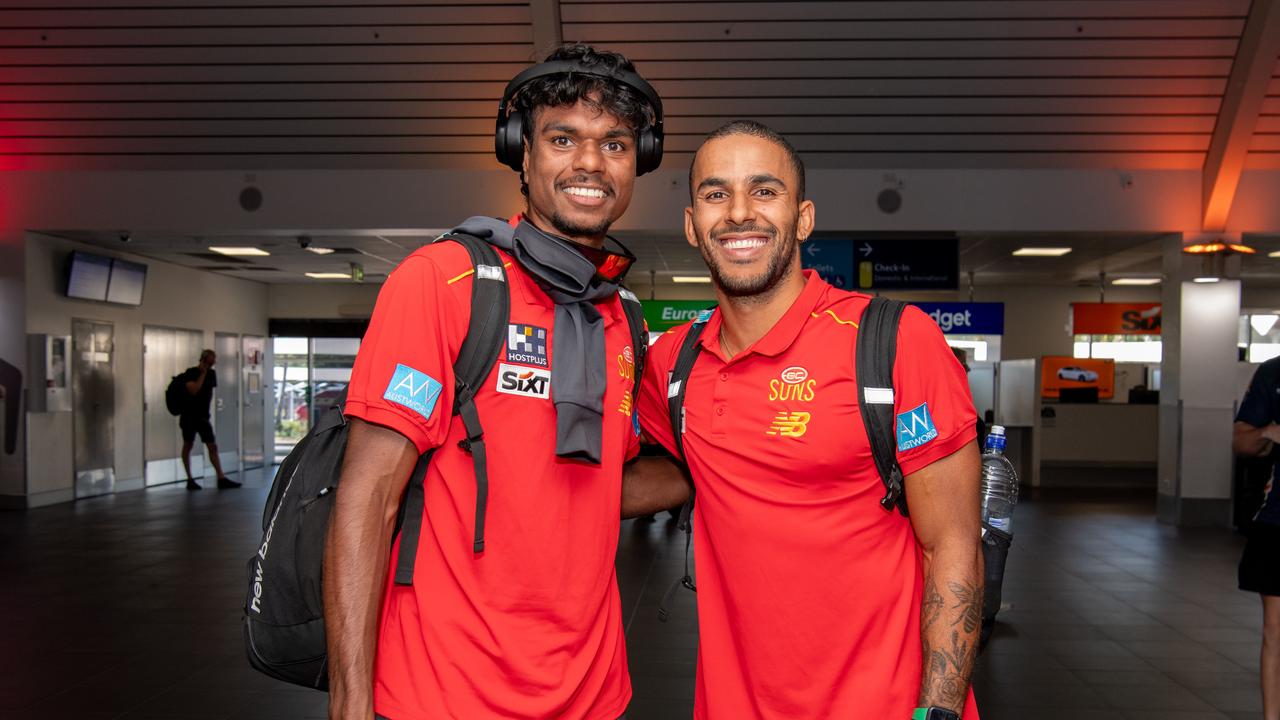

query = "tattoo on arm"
[
  {"left": 949, "top": 580, "right": 981, "bottom": 635},
  {"left": 919, "top": 576, "right": 981, "bottom": 711},
  {"left": 923, "top": 577, "right": 945, "bottom": 629}
]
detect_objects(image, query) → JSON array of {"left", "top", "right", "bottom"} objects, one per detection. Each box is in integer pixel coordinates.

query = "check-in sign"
[{"left": 1072, "top": 303, "right": 1161, "bottom": 335}]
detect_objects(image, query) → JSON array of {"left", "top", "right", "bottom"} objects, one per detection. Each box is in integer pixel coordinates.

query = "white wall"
[{"left": 21, "top": 232, "right": 268, "bottom": 506}]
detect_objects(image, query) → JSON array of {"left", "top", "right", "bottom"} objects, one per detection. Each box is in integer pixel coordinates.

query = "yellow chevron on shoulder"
[
  {"left": 447, "top": 261, "right": 514, "bottom": 285},
  {"left": 811, "top": 308, "right": 859, "bottom": 328}
]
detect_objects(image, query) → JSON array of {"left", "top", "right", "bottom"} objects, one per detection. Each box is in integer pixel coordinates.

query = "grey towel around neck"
[{"left": 452, "top": 216, "right": 629, "bottom": 464}]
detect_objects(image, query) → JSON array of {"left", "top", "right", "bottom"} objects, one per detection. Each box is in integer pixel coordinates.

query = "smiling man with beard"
[
  {"left": 631, "top": 121, "right": 984, "bottom": 719},
  {"left": 324, "top": 44, "right": 662, "bottom": 720}
]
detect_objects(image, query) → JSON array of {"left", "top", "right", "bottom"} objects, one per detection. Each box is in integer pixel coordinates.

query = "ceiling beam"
[
  {"left": 528, "top": 0, "right": 563, "bottom": 58},
  {"left": 1202, "top": 0, "right": 1280, "bottom": 232}
]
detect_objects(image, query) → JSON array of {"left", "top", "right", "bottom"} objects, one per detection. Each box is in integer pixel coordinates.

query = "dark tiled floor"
[{"left": 0, "top": 476, "right": 1265, "bottom": 719}]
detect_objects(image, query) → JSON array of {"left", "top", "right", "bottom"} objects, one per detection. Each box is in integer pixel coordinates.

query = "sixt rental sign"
[
  {"left": 911, "top": 302, "right": 1005, "bottom": 335},
  {"left": 1071, "top": 303, "right": 1161, "bottom": 335}
]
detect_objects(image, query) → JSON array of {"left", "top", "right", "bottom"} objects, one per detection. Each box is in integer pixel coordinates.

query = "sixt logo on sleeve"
[
  {"left": 506, "top": 324, "right": 549, "bottom": 367},
  {"left": 383, "top": 364, "right": 444, "bottom": 422},
  {"left": 896, "top": 402, "right": 939, "bottom": 452}
]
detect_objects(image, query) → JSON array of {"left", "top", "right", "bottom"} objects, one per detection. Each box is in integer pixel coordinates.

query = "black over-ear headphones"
[{"left": 494, "top": 60, "right": 665, "bottom": 176}]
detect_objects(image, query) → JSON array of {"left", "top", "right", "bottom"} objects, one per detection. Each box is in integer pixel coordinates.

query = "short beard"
[
  {"left": 699, "top": 221, "right": 800, "bottom": 300},
  {"left": 549, "top": 211, "right": 612, "bottom": 241}
]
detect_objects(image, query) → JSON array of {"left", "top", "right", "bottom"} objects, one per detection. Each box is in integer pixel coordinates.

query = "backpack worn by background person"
[
  {"left": 164, "top": 373, "right": 188, "bottom": 416},
  {"left": 659, "top": 297, "right": 1012, "bottom": 651},
  {"left": 242, "top": 231, "right": 651, "bottom": 690}
]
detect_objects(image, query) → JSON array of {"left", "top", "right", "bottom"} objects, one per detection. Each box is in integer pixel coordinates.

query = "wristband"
[{"left": 913, "top": 708, "right": 960, "bottom": 720}]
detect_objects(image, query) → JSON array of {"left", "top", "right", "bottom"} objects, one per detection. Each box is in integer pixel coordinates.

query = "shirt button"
[
  {"left": 720, "top": 373, "right": 729, "bottom": 381},
  {"left": 716, "top": 406, "right": 725, "bottom": 416}
]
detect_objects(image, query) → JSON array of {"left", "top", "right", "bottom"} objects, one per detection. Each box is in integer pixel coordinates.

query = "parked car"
[{"left": 1057, "top": 366, "right": 1099, "bottom": 383}]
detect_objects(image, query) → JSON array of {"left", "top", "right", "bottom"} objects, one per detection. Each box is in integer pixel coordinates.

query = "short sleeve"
[
  {"left": 344, "top": 253, "right": 467, "bottom": 454},
  {"left": 891, "top": 306, "right": 978, "bottom": 477},
  {"left": 635, "top": 330, "right": 682, "bottom": 459},
  {"left": 1237, "top": 364, "right": 1276, "bottom": 428}
]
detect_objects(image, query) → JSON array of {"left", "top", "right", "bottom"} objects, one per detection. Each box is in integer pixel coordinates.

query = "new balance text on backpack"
[
  {"left": 164, "top": 374, "right": 187, "bottom": 416},
  {"left": 242, "top": 232, "right": 508, "bottom": 690}
]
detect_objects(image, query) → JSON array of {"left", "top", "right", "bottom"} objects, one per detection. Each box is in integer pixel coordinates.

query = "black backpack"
[
  {"left": 659, "top": 297, "right": 1011, "bottom": 650},
  {"left": 243, "top": 232, "right": 649, "bottom": 690},
  {"left": 164, "top": 373, "right": 187, "bottom": 416}
]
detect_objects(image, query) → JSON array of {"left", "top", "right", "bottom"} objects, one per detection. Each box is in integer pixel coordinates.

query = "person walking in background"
[
  {"left": 180, "top": 349, "right": 239, "bottom": 490},
  {"left": 1233, "top": 355, "right": 1280, "bottom": 720}
]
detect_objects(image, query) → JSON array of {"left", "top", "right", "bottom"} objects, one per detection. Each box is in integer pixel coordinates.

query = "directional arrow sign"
[
  {"left": 860, "top": 242, "right": 873, "bottom": 257},
  {"left": 799, "top": 239, "right": 855, "bottom": 289}
]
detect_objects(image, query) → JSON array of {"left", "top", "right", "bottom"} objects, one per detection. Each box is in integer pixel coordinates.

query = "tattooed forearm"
[
  {"left": 919, "top": 576, "right": 982, "bottom": 712},
  {"left": 923, "top": 577, "right": 945, "bottom": 629},
  {"left": 949, "top": 580, "right": 982, "bottom": 635}
]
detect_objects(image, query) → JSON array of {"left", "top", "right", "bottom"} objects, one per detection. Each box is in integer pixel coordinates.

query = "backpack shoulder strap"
[
  {"left": 394, "top": 232, "right": 509, "bottom": 584},
  {"left": 667, "top": 310, "right": 713, "bottom": 463},
  {"left": 617, "top": 287, "right": 647, "bottom": 408},
  {"left": 855, "top": 296, "right": 910, "bottom": 517},
  {"left": 657, "top": 311, "right": 713, "bottom": 622}
]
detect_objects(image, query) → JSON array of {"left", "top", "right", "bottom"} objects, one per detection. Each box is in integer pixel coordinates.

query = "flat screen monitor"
[
  {"left": 66, "top": 251, "right": 112, "bottom": 302},
  {"left": 107, "top": 258, "right": 147, "bottom": 306}
]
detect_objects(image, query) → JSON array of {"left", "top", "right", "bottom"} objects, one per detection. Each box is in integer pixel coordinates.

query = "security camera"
[
  {"left": 119, "top": 231, "right": 131, "bottom": 243},
  {"left": 297, "top": 235, "right": 311, "bottom": 249}
]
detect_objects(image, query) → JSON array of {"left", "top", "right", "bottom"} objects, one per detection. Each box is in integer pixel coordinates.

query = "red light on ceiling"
[
  {"left": 1182, "top": 242, "right": 1256, "bottom": 255},
  {"left": 1182, "top": 242, "right": 1226, "bottom": 254}
]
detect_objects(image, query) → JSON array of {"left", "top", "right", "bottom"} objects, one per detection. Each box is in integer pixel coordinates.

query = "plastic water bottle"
[{"left": 980, "top": 425, "right": 1018, "bottom": 535}]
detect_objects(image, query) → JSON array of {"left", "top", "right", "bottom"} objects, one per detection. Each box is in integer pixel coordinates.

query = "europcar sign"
[
  {"left": 641, "top": 300, "right": 717, "bottom": 332},
  {"left": 911, "top": 302, "right": 1004, "bottom": 335}
]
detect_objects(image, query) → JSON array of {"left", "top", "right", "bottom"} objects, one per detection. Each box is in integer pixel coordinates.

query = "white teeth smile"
[
  {"left": 564, "top": 187, "right": 606, "bottom": 199},
  {"left": 722, "top": 237, "right": 766, "bottom": 250}
]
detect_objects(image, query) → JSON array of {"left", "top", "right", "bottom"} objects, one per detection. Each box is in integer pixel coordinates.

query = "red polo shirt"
[
  {"left": 344, "top": 238, "right": 641, "bottom": 720},
  {"left": 636, "top": 271, "right": 980, "bottom": 720}
]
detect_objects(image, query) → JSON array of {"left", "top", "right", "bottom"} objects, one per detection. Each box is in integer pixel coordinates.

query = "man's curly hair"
[{"left": 511, "top": 44, "right": 657, "bottom": 195}]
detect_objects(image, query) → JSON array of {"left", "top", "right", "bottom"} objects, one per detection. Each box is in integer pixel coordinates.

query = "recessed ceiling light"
[
  {"left": 1193, "top": 276, "right": 1220, "bottom": 283},
  {"left": 672, "top": 275, "right": 712, "bottom": 283},
  {"left": 1268, "top": 250, "right": 1280, "bottom": 258},
  {"left": 209, "top": 246, "right": 269, "bottom": 256},
  {"left": 1012, "top": 247, "right": 1072, "bottom": 257},
  {"left": 305, "top": 247, "right": 335, "bottom": 255},
  {"left": 1111, "top": 278, "right": 1161, "bottom": 286},
  {"left": 305, "top": 272, "right": 351, "bottom": 279}
]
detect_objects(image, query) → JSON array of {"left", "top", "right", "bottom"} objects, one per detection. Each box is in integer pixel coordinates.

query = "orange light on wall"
[{"left": 1182, "top": 241, "right": 1255, "bottom": 255}]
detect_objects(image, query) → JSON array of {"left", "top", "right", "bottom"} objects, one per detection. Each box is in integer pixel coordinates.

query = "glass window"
[{"left": 1072, "top": 334, "right": 1162, "bottom": 363}]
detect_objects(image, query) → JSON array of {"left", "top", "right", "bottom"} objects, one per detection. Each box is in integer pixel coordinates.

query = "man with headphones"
[{"left": 324, "top": 45, "right": 665, "bottom": 720}]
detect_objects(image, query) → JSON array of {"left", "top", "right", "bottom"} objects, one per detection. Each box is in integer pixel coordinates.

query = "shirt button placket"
[{"left": 711, "top": 366, "right": 729, "bottom": 436}]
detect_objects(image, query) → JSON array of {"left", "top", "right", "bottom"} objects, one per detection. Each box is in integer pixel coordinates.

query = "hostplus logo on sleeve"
[
  {"left": 896, "top": 402, "right": 939, "bottom": 451},
  {"left": 383, "top": 364, "right": 444, "bottom": 421},
  {"left": 506, "top": 324, "right": 548, "bottom": 367}
]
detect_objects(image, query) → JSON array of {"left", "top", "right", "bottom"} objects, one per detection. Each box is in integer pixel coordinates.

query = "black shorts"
[
  {"left": 1239, "top": 521, "right": 1280, "bottom": 596},
  {"left": 180, "top": 417, "right": 215, "bottom": 444}
]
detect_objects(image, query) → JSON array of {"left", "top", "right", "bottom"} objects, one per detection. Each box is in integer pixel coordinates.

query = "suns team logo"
[
  {"left": 768, "top": 366, "right": 817, "bottom": 403},
  {"left": 617, "top": 345, "right": 635, "bottom": 416},
  {"left": 766, "top": 411, "right": 811, "bottom": 438}
]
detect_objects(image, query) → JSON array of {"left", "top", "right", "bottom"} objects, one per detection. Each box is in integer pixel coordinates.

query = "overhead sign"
[
  {"left": 1041, "top": 356, "right": 1115, "bottom": 399},
  {"left": 911, "top": 302, "right": 1005, "bottom": 335},
  {"left": 1072, "top": 303, "right": 1161, "bottom": 335},
  {"left": 641, "top": 300, "right": 717, "bottom": 332},
  {"left": 800, "top": 239, "right": 855, "bottom": 289}
]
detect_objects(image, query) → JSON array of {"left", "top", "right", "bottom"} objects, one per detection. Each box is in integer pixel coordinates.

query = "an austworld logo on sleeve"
[
  {"left": 383, "top": 363, "right": 444, "bottom": 421},
  {"left": 896, "top": 402, "right": 939, "bottom": 451}
]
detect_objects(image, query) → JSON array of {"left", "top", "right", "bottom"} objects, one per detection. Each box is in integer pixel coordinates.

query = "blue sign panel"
[
  {"left": 910, "top": 302, "right": 1005, "bottom": 335},
  {"left": 800, "top": 239, "right": 855, "bottom": 290}
]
